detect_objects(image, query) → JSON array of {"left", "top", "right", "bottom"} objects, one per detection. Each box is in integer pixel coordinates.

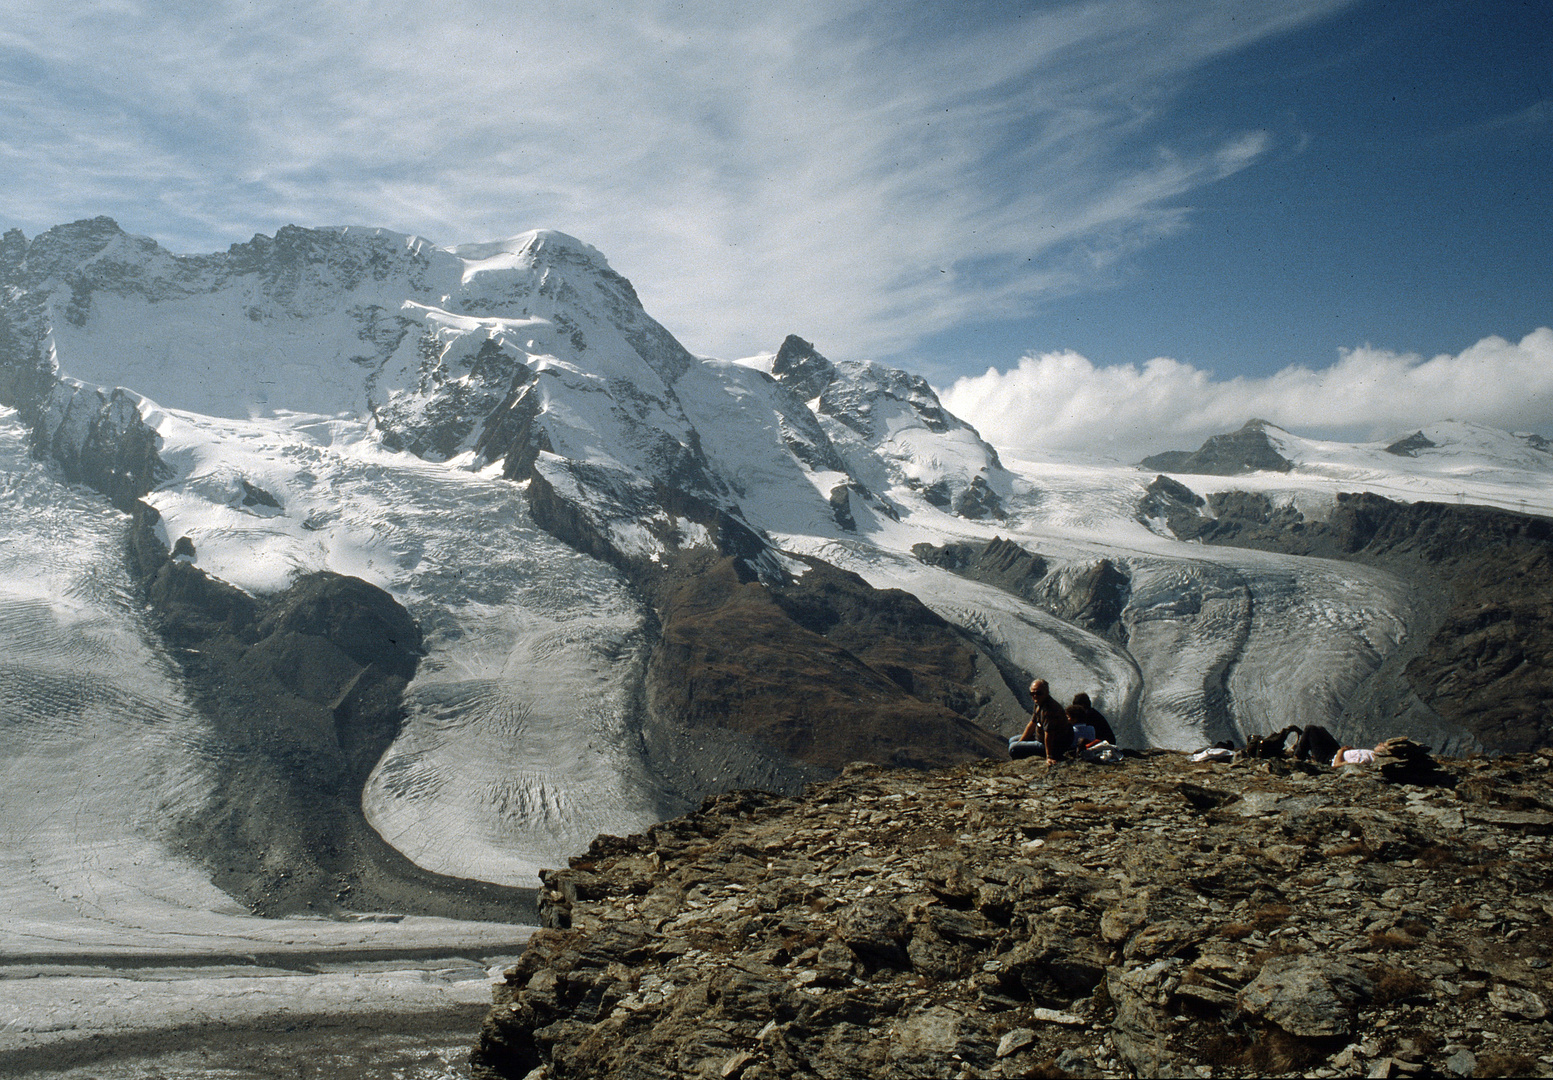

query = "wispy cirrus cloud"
[
  {"left": 1437, "top": 98, "right": 1552, "bottom": 143},
  {"left": 940, "top": 327, "right": 1553, "bottom": 462},
  {"left": 0, "top": 0, "right": 1351, "bottom": 360}
]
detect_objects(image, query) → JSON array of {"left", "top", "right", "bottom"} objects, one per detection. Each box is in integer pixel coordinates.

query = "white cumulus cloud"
[{"left": 940, "top": 327, "right": 1553, "bottom": 462}]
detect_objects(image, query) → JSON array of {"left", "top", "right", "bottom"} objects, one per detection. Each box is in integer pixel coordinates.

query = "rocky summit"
[{"left": 471, "top": 749, "right": 1553, "bottom": 1079}]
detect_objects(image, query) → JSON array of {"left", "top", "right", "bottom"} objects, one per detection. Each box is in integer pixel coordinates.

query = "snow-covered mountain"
[
  {"left": 2, "top": 217, "right": 1550, "bottom": 978},
  {"left": 1140, "top": 417, "right": 1553, "bottom": 514}
]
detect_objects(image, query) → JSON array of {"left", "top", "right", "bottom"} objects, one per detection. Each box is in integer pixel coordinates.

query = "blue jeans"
[{"left": 1009, "top": 738, "right": 1045, "bottom": 760}]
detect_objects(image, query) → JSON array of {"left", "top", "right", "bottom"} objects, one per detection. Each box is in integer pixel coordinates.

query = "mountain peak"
[
  {"left": 1139, "top": 421, "right": 1294, "bottom": 475},
  {"left": 16, "top": 216, "right": 131, "bottom": 284},
  {"left": 453, "top": 229, "right": 611, "bottom": 271},
  {"left": 770, "top": 334, "right": 837, "bottom": 402}
]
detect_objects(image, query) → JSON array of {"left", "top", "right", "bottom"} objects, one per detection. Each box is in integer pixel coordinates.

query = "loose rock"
[{"left": 470, "top": 750, "right": 1553, "bottom": 1078}]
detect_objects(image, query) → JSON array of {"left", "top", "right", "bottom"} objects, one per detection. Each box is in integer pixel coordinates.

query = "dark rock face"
[
  {"left": 920, "top": 478, "right": 952, "bottom": 508},
  {"left": 257, "top": 572, "right": 425, "bottom": 681},
  {"left": 952, "top": 473, "right": 1006, "bottom": 520},
  {"left": 240, "top": 478, "right": 282, "bottom": 508},
  {"left": 828, "top": 483, "right": 858, "bottom": 531},
  {"left": 1406, "top": 545, "right": 1553, "bottom": 754},
  {"left": 472, "top": 749, "right": 1553, "bottom": 1079},
  {"left": 9, "top": 217, "right": 129, "bottom": 293},
  {"left": 1044, "top": 559, "right": 1131, "bottom": 643},
  {"left": 1144, "top": 485, "right": 1553, "bottom": 753},
  {"left": 32, "top": 383, "right": 171, "bottom": 511},
  {"left": 0, "top": 319, "right": 50, "bottom": 419},
  {"left": 145, "top": 554, "right": 259, "bottom": 644},
  {"left": 1386, "top": 431, "right": 1438, "bottom": 457},
  {"left": 473, "top": 369, "right": 550, "bottom": 482},
  {"left": 1139, "top": 419, "right": 1294, "bottom": 475},
  {"left": 127, "top": 503, "right": 534, "bottom": 921},
  {"left": 914, "top": 536, "right": 1049, "bottom": 599},
  {"left": 1138, "top": 474, "right": 1208, "bottom": 538},
  {"left": 769, "top": 334, "right": 838, "bottom": 402},
  {"left": 912, "top": 538, "right": 1130, "bottom": 645},
  {"left": 822, "top": 480, "right": 901, "bottom": 531}
]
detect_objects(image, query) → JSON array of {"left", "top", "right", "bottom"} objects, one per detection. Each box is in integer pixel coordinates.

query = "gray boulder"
[{"left": 1236, "top": 954, "right": 1375, "bottom": 1037}]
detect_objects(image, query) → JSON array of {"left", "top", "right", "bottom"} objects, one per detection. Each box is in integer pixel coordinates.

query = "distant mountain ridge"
[
  {"left": 1140, "top": 416, "right": 1553, "bottom": 482},
  {"left": 1139, "top": 418, "right": 1294, "bottom": 475},
  {"left": 0, "top": 217, "right": 1008, "bottom": 569}
]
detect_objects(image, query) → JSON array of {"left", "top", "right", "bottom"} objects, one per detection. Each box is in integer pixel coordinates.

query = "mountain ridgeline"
[{"left": 1, "top": 217, "right": 1550, "bottom": 913}]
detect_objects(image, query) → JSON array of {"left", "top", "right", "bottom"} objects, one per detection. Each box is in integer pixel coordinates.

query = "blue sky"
[
  {"left": 926, "top": 0, "right": 1552, "bottom": 380},
  {"left": 1, "top": 0, "right": 1547, "bottom": 454}
]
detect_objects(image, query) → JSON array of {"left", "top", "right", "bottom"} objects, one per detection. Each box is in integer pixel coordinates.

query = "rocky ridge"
[
  {"left": 913, "top": 538, "right": 1131, "bottom": 647},
  {"left": 1138, "top": 420, "right": 1294, "bottom": 476},
  {"left": 472, "top": 750, "right": 1553, "bottom": 1079}
]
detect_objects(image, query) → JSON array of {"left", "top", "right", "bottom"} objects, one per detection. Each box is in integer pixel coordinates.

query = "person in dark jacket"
[
  {"left": 1066, "top": 692, "right": 1116, "bottom": 746},
  {"left": 1009, "top": 679, "right": 1073, "bottom": 763}
]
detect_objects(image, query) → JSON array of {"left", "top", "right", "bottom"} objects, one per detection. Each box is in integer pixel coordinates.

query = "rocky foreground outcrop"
[{"left": 471, "top": 750, "right": 1553, "bottom": 1079}]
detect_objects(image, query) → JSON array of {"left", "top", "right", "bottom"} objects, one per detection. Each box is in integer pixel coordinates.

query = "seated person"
[
  {"left": 1066, "top": 692, "right": 1116, "bottom": 746},
  {"left": 1009, "top": 679, "right": 1073, "bottom": 762}
]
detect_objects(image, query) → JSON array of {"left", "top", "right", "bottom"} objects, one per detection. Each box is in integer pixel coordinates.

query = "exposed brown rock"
[
  {"left": 472, "top": 749, "right": 1553, "bottom": 1079},
  {"left": 643, "top": 551, "right": 1013, "bottom": 777}
]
